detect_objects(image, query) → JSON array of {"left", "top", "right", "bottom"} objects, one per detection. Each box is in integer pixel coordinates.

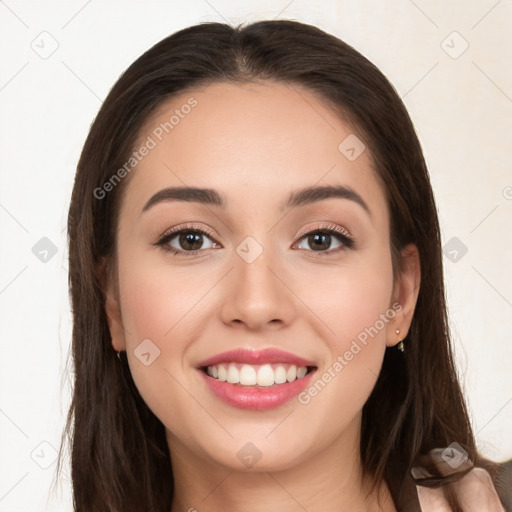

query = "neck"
[{"left": 167, "top": 415, "right": 396, "bottom": 512}]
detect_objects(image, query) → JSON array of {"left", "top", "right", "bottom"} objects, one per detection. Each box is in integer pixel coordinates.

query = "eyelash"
[{"left": 154, "top": 223, "right": 355, "bottom": 257}]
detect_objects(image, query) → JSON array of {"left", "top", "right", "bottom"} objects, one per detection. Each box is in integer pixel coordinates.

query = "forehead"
[
  {"left": 139, "top": 80, "right": 360, "bottom": 164},
  {"left": 124, "top": 81, "right": 387, "bottom": 220}
]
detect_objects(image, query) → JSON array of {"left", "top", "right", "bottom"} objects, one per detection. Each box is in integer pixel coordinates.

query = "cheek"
[
  {"left": 116, "top": 254, "right": 212, "bottom": 425},
  {"left": 117, "top": 249, "right": 210, "bottom": 345},
  {"left": 296, "top": 254, "right": 394, "bottom": 349},
  {"left": 114, "top": 249, "right": 203, "bottom": 387},
  {"left": 294, "top": 252, "right": 394, "bottom": 410}
]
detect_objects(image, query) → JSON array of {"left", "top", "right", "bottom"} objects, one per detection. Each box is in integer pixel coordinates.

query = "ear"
[
  {"left": 98, "top": 257, "right": 127, "bottom": 352},
  {"left": 387, "top": 243, "right": 421, "bottom": 347}
]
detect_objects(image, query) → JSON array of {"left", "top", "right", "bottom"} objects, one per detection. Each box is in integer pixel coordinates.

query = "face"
[{"left": 105, "top": 81, "right": 419, "bottom": 474}]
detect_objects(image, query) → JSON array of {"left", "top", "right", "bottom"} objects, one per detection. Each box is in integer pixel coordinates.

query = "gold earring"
[{"left": 396, "top": 329, "right": 404, "bottom": 352}]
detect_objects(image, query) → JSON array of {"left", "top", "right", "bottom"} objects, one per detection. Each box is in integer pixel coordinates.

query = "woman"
[{"left": 58, "top": 20, "right": 509, "bottom": 511}]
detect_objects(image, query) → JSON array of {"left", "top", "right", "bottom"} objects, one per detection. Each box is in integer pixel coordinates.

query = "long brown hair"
[{"left": 56, "top": 19, "right": 500, "bottom": 510}]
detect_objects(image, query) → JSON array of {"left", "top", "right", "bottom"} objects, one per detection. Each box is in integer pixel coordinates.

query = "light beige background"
[{"left": 0, "top": 1, "right": 511, "bottom": 510}]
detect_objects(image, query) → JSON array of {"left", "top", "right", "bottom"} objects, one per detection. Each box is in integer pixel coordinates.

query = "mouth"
[
  {"left": 198, "top": 362, "right": 318, "bottom": 411},
  {"left": 200, "top": 363, "right": 318, "bottom": 387},
  {"left": 196, "top": 348, "right": 318, "bottom": 409}
]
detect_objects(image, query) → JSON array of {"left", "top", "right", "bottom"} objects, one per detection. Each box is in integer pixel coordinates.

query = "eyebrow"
[{"left": 141, "top": 184, "right": 371, "bottom": 217}]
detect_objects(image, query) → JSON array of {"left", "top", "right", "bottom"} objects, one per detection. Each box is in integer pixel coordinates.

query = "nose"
[{"left": 219, "top": 239, "right": 297, "bottom": 331}]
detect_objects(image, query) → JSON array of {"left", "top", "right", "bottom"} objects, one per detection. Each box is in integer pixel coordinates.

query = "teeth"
[
  {"left": 297, "top": 367, "right": 307, "bottom": 378},
  {"left": 217, "top": 364, "right": 227, "bottom": 381},
  {"left": 274, "top": 365, "right": 287, "bottom": 384},
  {"left": 257, "top": 364, "right": 274, "bottom": 386},
  {"left": 287, "top": 364, "right": 297, "bottom": 382},
  {"left": 205, "top": 363, "right": 311, "bottom": 386},
  {"left": 226, "top": 364, "right": 239, "bottom": 384},
  {"left": 239, "top": 364, "right": 257, "bottom": 385}
]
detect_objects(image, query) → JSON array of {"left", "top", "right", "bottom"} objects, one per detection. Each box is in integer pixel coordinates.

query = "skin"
[
  {"left": 414, "top": 453, "right": 506, "bottom": 511},
  {"left": 104, "top": 81, "right": 421, "bottom": 511}
]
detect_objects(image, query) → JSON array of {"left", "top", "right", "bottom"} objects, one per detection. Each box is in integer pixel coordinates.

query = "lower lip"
[{"left": 198, "top": 368, "right": 317, "bottom": 411}]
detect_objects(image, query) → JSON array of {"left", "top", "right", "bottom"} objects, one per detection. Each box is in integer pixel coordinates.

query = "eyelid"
[
  {"left": 157, "top": 222, "right": 352, "bottom": 244},
  {"left": 295, "top": 223, "right": 352, "bottom": 240},
  {"left": 158, "top": 223, "right": 219, "bottom": 243}
]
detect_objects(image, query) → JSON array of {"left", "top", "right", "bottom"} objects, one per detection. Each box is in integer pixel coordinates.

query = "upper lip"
[{"left": 197, "top": 348, "right": 317, "bottom": 368}]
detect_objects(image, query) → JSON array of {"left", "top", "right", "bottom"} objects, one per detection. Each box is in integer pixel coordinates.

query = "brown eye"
[
  {"left": 177, "top": 231, "right": 205, "bottom": 251},
  {"left": 305, "top": 232, "right": 333, "bottom": 251},
  {"left": 295, "top": 226, "right": 355, "bottom": 255},
  {"left": 156, "top": 225, "right": 220, "bottom": 256}
]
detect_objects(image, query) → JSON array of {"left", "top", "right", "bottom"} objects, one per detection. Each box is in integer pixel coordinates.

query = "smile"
[{"left": 203, "top": 362, "right": 313, "bottom": 387}]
